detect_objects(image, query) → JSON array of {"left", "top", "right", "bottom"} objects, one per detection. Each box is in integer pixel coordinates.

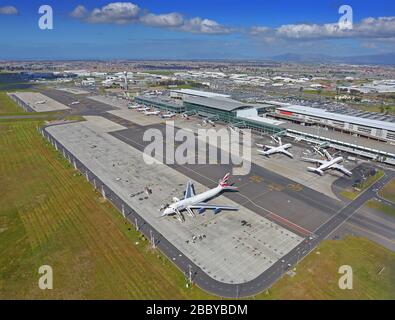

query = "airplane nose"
[{"left": 163, "top": 207, "right": 173, "bottom": 216}]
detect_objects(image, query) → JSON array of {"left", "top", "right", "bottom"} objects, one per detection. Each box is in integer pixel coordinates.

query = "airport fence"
[
  {"left": 7, "top": 93, "right": 36, "bottom": 112},
  {"left": 39, "top": 124, "right": 205, "bottom": 293}
]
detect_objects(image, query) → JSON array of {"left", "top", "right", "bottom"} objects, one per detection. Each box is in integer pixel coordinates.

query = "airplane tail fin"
[
  {"left": 219, "top": 173, "right": 238, "bottom": 190},
  {"left": 308, "top": 167, "right": 324, "bottom": 176}
]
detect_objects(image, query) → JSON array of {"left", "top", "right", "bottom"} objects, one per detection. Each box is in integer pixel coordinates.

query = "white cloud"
[
  {"left": 181, "top": 17, "right": 232, "bottom": 34},
  {"left": 86, "top": 2, "right": 141, "bottom": 24},
  {"left": 356, "top": 16, "right": 395, "bottom": 38},
  {"left": 70, "top": 2, "right": 231, "bottom": 34},
  {"left": 70, "top": 5, "right": 87, "bottom": 19},
  {"left": 0, "top": 5, "right": 18, "bottom": 15},
  {"left": 251, "top": 16, "right": 395, "bottom": 41},
  {"left": 140, "top": 12, "right": 184, "bottom": 28}
]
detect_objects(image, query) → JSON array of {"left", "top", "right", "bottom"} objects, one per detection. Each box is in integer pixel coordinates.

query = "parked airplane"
[
  {"left": 137, "top": 106, "right": 150, "bottom": 112},
  {"left": 302, "top": 149, "right": 352, "bottom": 176},
  {"left": 144, "top": 110, "right": 161, "bottom": 116},
  {"left": 69, "top": 101, "right": 80, "bottom": 105},
  {"left": 128, "top": 104, "right": 139, "bottom": 109},
  {"left": 200, "top": 118, "right": 216, "bottom": 127},
  {"left": 256, "top": 136, "right": 293, "bottom": 158},
  {"left": 35, "top": 100, "right": 47, "bottom": 104},
  {"left": 161, "top": 112, "right": 176, "bottom": 119},
  {"left": 162, "top": 173, "right": 238, "bottom": 222}
]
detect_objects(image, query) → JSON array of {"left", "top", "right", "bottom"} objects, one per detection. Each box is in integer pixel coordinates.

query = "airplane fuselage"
[
  {"left": 318, "top": 156, "right": 343, "bottom": 171},
  {"left": 272, "top": 143, "right": 292, "bottom": 152},
  {"left": 144, "top": 111, "right": 160, "bottom": 116},
  {"left": 258, "top": 143, "right": 292, "bottom": 155},
  {"left": 170, "top": 186, "right": 222, "bottom": 212}
]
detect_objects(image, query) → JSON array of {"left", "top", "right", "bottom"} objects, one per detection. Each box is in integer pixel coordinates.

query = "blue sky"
[{"left": 0, "top": 0, "right": 394, "bottom": 59}]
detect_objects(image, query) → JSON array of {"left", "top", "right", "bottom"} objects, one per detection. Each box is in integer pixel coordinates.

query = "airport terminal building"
[
  {"left": 271, "top": 104, "right": 395, "bottom": 143},
  {"left": 135, "top": 89, "right": 395, "bottom": 165},
  {"left": 135, "top": 95, "right": 185, "bottom": 113}
]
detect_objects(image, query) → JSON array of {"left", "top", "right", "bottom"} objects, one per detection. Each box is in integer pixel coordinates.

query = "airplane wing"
[
  {"left": 278, "top": 137, "right": 283, "bottom": 146},
  {"left": 331, "top": 164, "right": 352, "bottom": 176},
  {"left": 184, "top": 181, "right": 195, "bottom": 199},
  {"left": 323, "top": 150, "right": 333, "bottom": 161},
  {"left": 271, "top": 136, "right": 279, "bottom": 144},
  {"left": 188, "top": 203, "right": 238, "bottom": 213},
  {"left": 281, "top": 150, "right": 294, "bottom": 158},
  {"left": 257, "top": 148, "right": 275, "bottom": 156},
  {"left": 301, "top": 157, "right": 326, "bottom": 165},
  {"left": 257, "top": 149, "right": 269, "bottom": 156}
]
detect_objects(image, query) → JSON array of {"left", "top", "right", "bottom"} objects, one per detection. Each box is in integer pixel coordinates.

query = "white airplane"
[
  {"left": 35, "top": 100, "right": 47, "bottom": 104},
  {"left": 302, "top": 149, "right": 352, "bottom": 176},
  {"left": 137, "top": 106, "right": 150, "bottom": 112},
  {"left": 69, "top": 101, "right": 80, "bottom": 105},
  {"left": 144, "top": 110, "right": 161, "bottom": 116},
  {"left": 256, "top": 136, "right": 293, "bottom": 158},
  {"left": 162, "top": 173, "right": 238, "bottom": 222},
  {"left": 128, "top": 104, "right": 139, "bottom": 109},
  {"left": 161, "top": 112, "right": 176, "bottom": 119},
  {"left": 199, "top": 118, "right": 215, "bottom": 127}
]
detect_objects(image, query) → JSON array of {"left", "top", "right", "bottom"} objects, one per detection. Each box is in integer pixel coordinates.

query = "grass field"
[
  {"left": 0, "top": 119, "right": 216, "bottom": 299},
  {"left": 303, "top": 90, "right": 337, "bottom": 97},
  {"left": 355, "top": 104, "right": 395, "bottom": 115},
  {"left": 260, "top": 236, "right": 395, "bottom": 300},
  {"left": 144, "top": 70, "right": 175, "bottom": 76},
  {"left": 1, "top": 97, "right": 394, "bottom": 299},
  {"left": 341, "top": 170, "right": 384, "bottom": 200},
  {"left": 0, "top": 92, "right": 24, "bottom": 114},
  {"left": 379, "top": 179, "right": 395, "bottom": 203},
  {"left": 367, "top": 200, "right": 395, "bottom": 219}
]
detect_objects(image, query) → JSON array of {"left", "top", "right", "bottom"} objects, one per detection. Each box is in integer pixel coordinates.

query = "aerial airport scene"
[{"left": 1, "top": 0, "right": 395, "bottom": 305}]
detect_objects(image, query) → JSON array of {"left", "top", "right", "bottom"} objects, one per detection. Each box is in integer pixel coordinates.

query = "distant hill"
[{"left": 269, "top": 52, "right": 395, "bottom": 66}]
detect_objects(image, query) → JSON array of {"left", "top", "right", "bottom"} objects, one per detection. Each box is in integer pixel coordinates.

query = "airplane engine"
[
  {"left": 198, "top": 208, "right": 206, "bottom": 215},
  {"left": 214, "top": 208, "right": 221, "bottom": 214}
]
